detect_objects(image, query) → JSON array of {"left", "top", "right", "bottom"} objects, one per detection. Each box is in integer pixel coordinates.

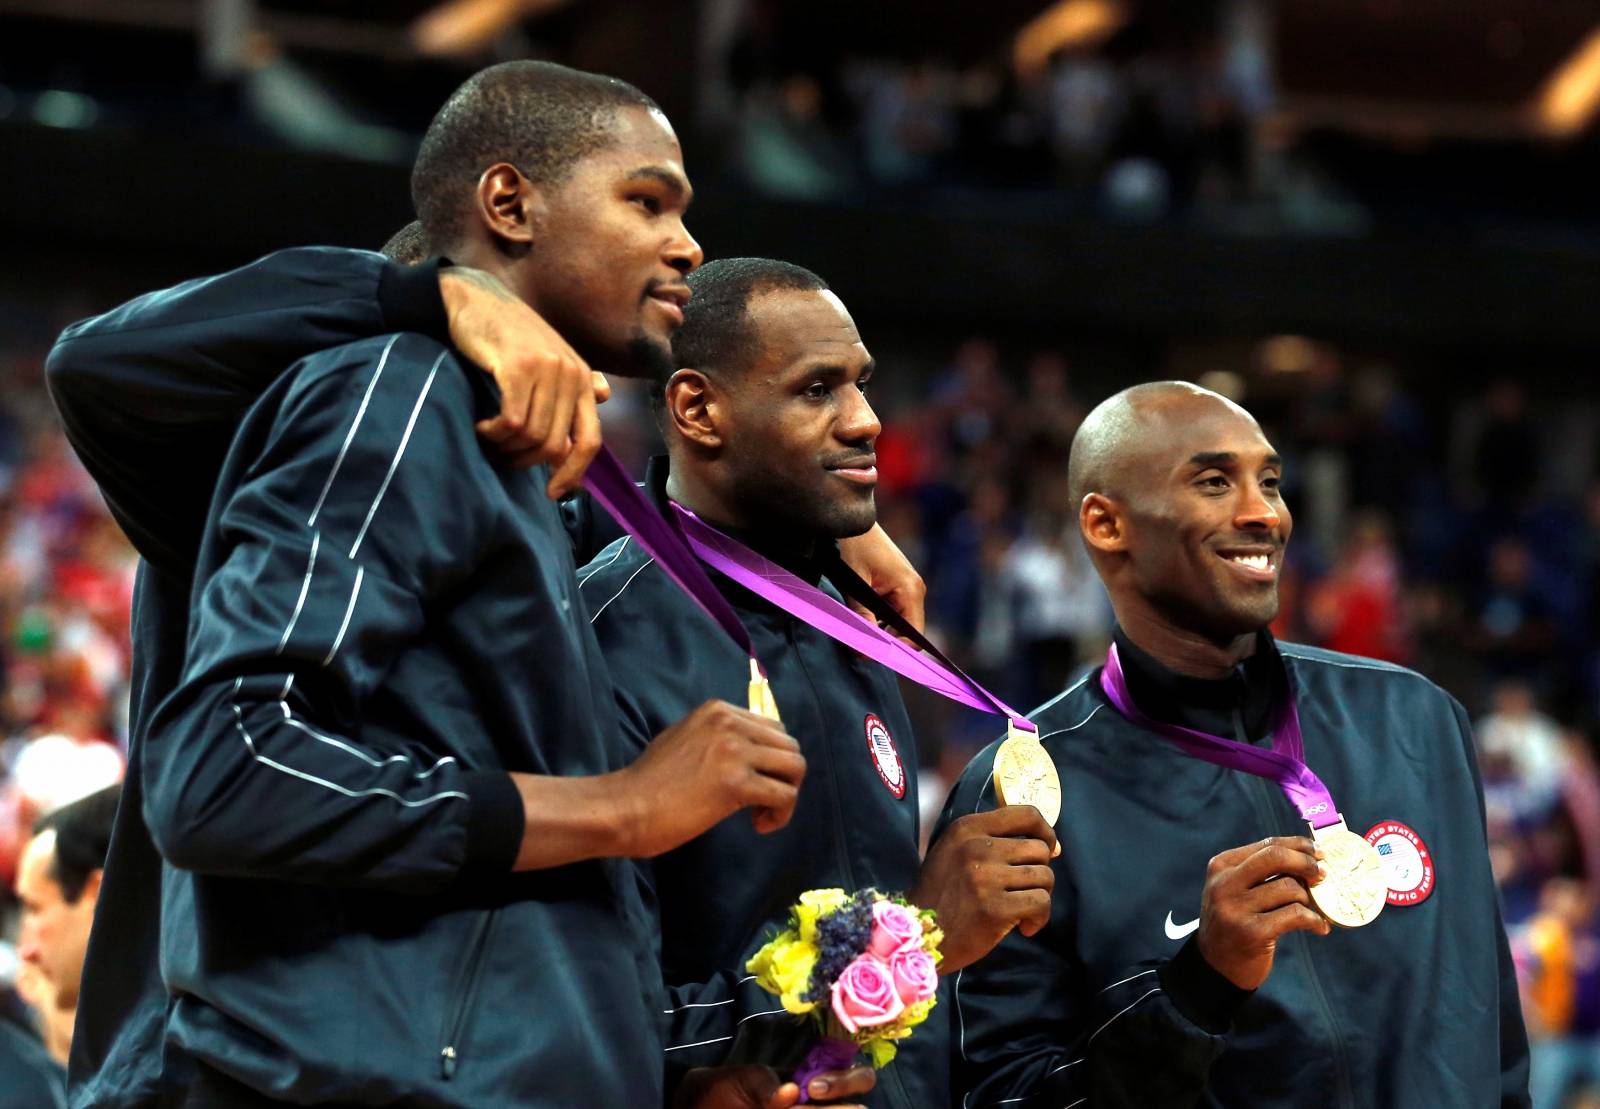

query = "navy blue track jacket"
[
  {"left": 578, "top": 462, "right": 951, "bottom": 1109},
  {"left": 150, "top": 331, "right": 660, "bottom": 1103},
  {"left": 936, "top": 632, "right": 1531, "bottom": 1109},
  {"left": 44, "top": 249, "right": 642, "bottom": 1106}
]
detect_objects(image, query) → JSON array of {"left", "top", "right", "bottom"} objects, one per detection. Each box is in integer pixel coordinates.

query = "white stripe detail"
[
  {"left": 578, "top": 537, "right": 632, "bottom": 586},
  {"left": 308, "top": 335, "right": 398, "bottom": 527},
  {"left": 1047, "top": 1060, "right": 1081, "bottom": 1076},
  {"left": 281, "top": 716, "right": 411, "bottom": 769},
  {"left": 277, "top": 532, "right": 320, "bottom": 654},
  {"left": 663, "top": 1005, "right": 788, "bottom": 1053},
  {"left": 1281, "top": 651, "right": 1416, "bottom": 677},
  {"left": 662, "top": 1035, "right": 733, "bottom": 1054},
  {"left": 662, "top": 974, "right": 758, "bottom": 1013},
  {"left": 349, "top": 352, "right": 444, "bottom": 558},
  {"left": 232, "top": 703, "right": 466, "bottom": 809},
  {"left": 322, "top": 565, "right": 365, "bottom": 666},
  {"left": 1025, "top": 671, "right": 1093, "bottom": 721},
  {"left": 589, "top": 558, "right": 655, "bottom": 623},
  {"left": 1097, "top": 968, "right": 1156, "bottom": 996},
  {"left": 1062, "top": 1099, "right": 1086, "bottom": 1108},
  {"left": 1037, "top": 705, "right": 1103, "bottom": 746},
  {"left": 1085, "top": 987, "right": 1160, "bottom": 1046},
  {"left": 279, "top": 673, "right": 294, "bottom": 701}
]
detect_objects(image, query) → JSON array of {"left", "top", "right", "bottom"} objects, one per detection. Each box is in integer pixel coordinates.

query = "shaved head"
[
  {"left": 1072, "top": 381, "right": 1289, "bottom": 671},
  {"left": 1068, "top": 381, "right": 1257, "bottom": 507}
]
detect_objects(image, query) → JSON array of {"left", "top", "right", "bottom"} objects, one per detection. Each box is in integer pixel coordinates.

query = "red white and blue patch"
[
  {"left": 1364, "top": 820, "right": 1435, "bottom": 906},
  {"left": 865, "top": 714, "right": 906, "bottom": 799}
]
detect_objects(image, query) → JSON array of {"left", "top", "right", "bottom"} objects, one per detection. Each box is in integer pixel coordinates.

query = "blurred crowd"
[
  {"left": 707, "top": 3, "right": 1372, "bottom": 231},
  {"left": 2, "top": 312, "right": 1600, "bottom": 1100}
]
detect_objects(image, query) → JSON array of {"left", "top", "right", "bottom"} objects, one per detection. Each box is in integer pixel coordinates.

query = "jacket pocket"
[{"left": 438, "top": 909, "right": 499, "bottom": 1079}]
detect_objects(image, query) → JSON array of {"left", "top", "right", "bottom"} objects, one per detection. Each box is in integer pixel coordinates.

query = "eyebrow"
[
  {"left": 625, "top": 166, "right": 693, "bottom": 206},
  {"left": 1189, "top": 451, "right": 1282, "bottom": 467},
  {"left": 792, "top": 357, "right": 875, "bottom": 379}
]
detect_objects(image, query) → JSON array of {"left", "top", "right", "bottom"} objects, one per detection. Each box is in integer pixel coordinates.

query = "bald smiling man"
[{"left": 934, "top": 382, "right": 1529, "bottom": 1108}]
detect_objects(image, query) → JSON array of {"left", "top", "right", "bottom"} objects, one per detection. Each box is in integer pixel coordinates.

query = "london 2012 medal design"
[
  {"left": 993, "top": 721, "right": 1062, "bottom": 829},
  {"left": 1309, "top": 816, "right": 1387, "bottom": 928}
]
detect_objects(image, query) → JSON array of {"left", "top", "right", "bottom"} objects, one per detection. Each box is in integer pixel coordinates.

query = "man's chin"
[{"left": 617, "top": 335, "right": 676, "bottom": 382}]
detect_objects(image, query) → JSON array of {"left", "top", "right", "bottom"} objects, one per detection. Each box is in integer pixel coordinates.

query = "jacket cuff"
[
  {"left": 461, "top": 771, "right": 524, "bottom": 873},
  {"left": 377, "top": 256, "right": 451, "bottom": 344},
  {"left": 1158, "top": 938, "right": 1251, "bottom": 1035}
]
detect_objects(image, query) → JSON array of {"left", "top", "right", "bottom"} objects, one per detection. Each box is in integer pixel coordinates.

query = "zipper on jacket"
[
  {"left": 439, "top": 910, "right": 499, "bottom": 1080},
  {"left": 1241, "top": 774, "right": 1357, "bottom": 1109},
  {"left": 788, "top": 620, "right": 858, "bottom": 889}
]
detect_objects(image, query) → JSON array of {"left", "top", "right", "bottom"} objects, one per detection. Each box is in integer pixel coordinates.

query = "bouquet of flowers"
[{"left": 746, "top": 888, "right": 942, "bottom": 1099}]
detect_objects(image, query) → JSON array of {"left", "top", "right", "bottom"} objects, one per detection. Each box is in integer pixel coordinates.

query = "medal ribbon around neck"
[
  {"left": 1098, "top": 641, "right": 1338, "bottom": 826},
  {"left": 669, "top": 500, "right": 1036, "bottom": 734},
  {"left": 669, "top": 501, "right": 1058, "bottom": 838},
  {"left": 1099, "top": 641, "right": 1385, "bottom": 927},
  {"left": 583, "top": 447, "right": 780, "bottom": 721}
]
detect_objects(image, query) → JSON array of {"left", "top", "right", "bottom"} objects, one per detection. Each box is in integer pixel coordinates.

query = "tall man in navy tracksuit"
[
  {"left": 47, "top": 61, "right": 821, "bottom": 1107},
  {"left": 937, "top": 382, "right": 1530, "bottom": 1107},
  {"left": 579, "top": 257, "right": 1059, "bottom": 1109}
]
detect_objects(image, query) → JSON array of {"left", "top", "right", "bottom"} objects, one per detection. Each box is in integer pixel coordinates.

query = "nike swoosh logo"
[{"left": 1164, "top": 911, "right": 1199, "bottom": 941}]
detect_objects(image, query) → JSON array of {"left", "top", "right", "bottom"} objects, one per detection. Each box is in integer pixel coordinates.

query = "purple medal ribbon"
[
  {"left": 1098, "top": 641, "right": 1338, "bottom": 827},
  {"left": 582, "top": 447, "right": 756, "bottom": 658},
  {"left": 670, "top": 503, "right": 1037, "bottom": 734}
]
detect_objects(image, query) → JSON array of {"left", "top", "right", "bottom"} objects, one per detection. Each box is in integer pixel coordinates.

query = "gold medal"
[
  {"left": 747, "top": 658, "right": 782, "bottom": 723},
  {"left": 1309, "top": 816, "right": 1387, "bottom": 928},
  {"left": 992, "top": 720, "right": 1062, "bottom": 829}
]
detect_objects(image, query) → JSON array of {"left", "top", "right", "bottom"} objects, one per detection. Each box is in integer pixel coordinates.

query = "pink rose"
[
  {"left": 890, "top": 947, "right": 939, "bottom": 1005},
  {"left": 831, "top": 955, "right": 906, "bottom": 1034},
  {"left": 868, "top": 901, "right": 923, "bottom": 960}
]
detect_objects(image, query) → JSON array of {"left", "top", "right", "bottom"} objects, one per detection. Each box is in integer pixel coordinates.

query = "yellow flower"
[
  {"left": 793, "top": 888, "right": 849, "bottom": 944},
  {"left": 865, "top": 1039, "right": 898, "bottom": 1068},
  {"left": 768, "top": 941, "right": 819, "bottom": 1014},
  {"left": 746, "top": 930, "right": 799, "bottom": 983}
]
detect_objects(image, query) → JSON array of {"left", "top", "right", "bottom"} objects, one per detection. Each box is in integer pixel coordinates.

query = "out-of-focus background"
[{"left": 3, "top": 1, "right": 1600, "bottom": 1100}]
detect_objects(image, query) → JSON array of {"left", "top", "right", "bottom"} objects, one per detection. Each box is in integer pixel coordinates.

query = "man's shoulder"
[
  {"left": 576, "top": 536, "right": 679, "bottom": 626},
  {"left": 285, "top": 332, "right": 466, "bottom": 405},
  {"left": 1277, "top": 642, "right": 1452, "bottom": 702}
]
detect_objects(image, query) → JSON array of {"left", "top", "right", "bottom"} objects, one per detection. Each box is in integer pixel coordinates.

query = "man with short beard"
[
  {"left": 52, "top": 61, "right": 816, "bottom": 1107},
  {"left": 581, "top": 258, "right": 1059, "bottom": 1109},
  {"left": 937, "top": 382, "right": 1529, "bottom": 1108}
]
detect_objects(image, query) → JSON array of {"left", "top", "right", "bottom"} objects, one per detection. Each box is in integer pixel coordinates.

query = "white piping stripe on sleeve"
[
  {"left": 662, "top": 1036, "right": 733, "bottom": 1054},
  {"left": 578, "top": 537, "right": 631, "bottom": 586},
  {"left": 279, "top": 673, "right": 294, "bottom": 701},
  {"left": 232, "top": 704, "right": 467, "bottom": 809},
  {"left": 1096, "top": 968, "right": 1156, "bottom": 995},
  {"left": 308, "top": 334, "right": 399, "bottom": 528},
  {"left": 1062, "top": 1099, "right": 1086, "bottom": 1108},
  {"left": 279, "top": 715, "right": 411, "bottom": 769},
  {"left": 662, "top": 974, "right": 758, "bottom": 1013},
  {"left": 1085, "top": 987, "right": 1160, "bottom": 1046},
  {"left": 348, "top": 352, "right": 444, "bottom": 558},
  {"left": 663, "top": 1005, "right": 788, "bottom": 1053},
  {"left": 589, "top": 558, "right": 655, "bottom": 623},
  {"left": 322, "top": 565, "right": 365, "bottom": 666},
  {"left": 277, "top": 531, "right": 320, "bottom": 654},
  {"left": 1046, "top": 1060, "right": 1081, "bottom": 1076}
]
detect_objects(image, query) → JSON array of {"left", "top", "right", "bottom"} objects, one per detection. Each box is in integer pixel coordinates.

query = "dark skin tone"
[
  {"left": 667, "top": 288, "right": 1057, "bottom": 975},
  {"left": 1079, "top": 386, "right": 1329, "bottom": 989},
  {"left": 445, "top": 123, "right": 912, "bottom": 1109}
]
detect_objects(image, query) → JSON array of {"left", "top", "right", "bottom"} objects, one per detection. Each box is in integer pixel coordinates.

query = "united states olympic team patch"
[
  {"left": 865, "top": 714, "right": 906, "bottom": 799},
  {"left": 1363, "top": 820, "right": 1435, "bottom": 906}
]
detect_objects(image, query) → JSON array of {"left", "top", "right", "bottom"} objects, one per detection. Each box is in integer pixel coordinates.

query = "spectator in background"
[
  {"left": 1305, "top": 510, "right": 1408, "bottom": 664},
  {"left": 1470, "top": 538, "right": 1561, "bottom": 690},
  {"left": 13, "top": 785, "right": 118, "bottom": 1068},
  {"left": 1521, "top": 878, "right": 1600, "bottom": 1109},
  {"left": 1001, "top": 500, "right": 1111, "bottom": 707}
]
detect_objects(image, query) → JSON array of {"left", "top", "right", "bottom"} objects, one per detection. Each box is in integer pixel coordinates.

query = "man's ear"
[
  {"left": 80, "top": 867, "right": 104, "bottom": 907},
  {"left": 665, "top": 369, "right": 722, "bottom": 450},
  {"left": 1080, "top": 492, "right": 1128, "bottom": 555},
  {"left": 472, "top": 163, "right": 544, "bottom": 254}
]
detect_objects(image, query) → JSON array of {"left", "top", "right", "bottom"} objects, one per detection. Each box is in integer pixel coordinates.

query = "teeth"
[{"left": 1229, "top": 554, "right": 1270, "bottom": 570}]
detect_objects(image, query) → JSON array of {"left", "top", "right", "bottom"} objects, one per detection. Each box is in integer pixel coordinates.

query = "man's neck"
[
  {"left": 1115, "top": 604, "right": 1260, "bottom": 679},
  {"left": 663, "top": 463, "right": 818, "bottom": 563}
]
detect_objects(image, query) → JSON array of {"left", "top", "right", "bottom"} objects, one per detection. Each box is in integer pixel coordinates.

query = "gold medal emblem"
[
  {"left": 747, "top": 658, "right": 782, "bottom": 723},
  {"left": 992, "top": 720, "right": 1062, "bottom": 829},
  {"left": 1309, "top": 817, "right": 1387, "bottom": 928}
]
